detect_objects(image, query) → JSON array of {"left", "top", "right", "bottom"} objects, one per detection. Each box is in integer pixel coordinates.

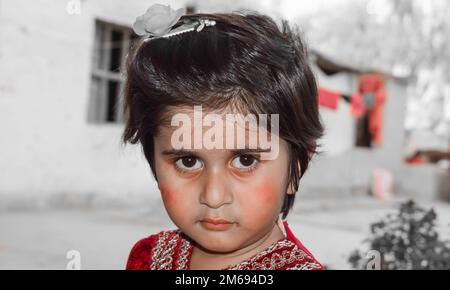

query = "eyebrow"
[{"left": 161, "top": 148, "right": 271, "bottom": 156}]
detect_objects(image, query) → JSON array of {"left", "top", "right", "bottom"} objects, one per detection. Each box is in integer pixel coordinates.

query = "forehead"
[{"left": 155, "top": 105, "right": 282, "bottom": 160}]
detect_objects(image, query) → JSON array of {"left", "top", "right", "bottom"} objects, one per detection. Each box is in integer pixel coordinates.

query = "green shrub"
[{"left": 349, "top": 200, "right": 450, "bottom": 270}]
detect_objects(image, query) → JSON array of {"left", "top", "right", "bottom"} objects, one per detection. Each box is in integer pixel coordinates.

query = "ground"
[{"left": 1, "top": 194, "right": 449, "bottom": 270}]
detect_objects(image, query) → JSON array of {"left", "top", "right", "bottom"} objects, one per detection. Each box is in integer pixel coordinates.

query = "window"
[
  {"left": 88, "top": 20, "right": 137, "bottom": 123},
  {"left": 88, "top": 5, "right": 196, "bottom": 124}
]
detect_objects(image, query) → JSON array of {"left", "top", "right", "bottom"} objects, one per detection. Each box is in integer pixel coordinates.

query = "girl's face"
[{"left": 153, "top": 108, "right": 292, "bottom": 254}]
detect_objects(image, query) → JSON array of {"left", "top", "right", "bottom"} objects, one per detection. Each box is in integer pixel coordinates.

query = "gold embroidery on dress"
[
  {"left": 149, "top": 229, "right": 321, "bottom": 270},
  {"left": 226, "top": 240, "right": 318, "bottom": 270},
  {"left": 176, "top": 235, "right": 191, "bottom": 270},
  {"left": 150, "top": 230, "right": 170, "bottom": 270},
  {"left": 150, "top": 230, "right": 178, "bottom": 269}
]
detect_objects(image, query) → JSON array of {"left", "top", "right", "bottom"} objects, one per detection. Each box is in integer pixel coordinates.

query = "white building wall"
[
  {"left": 0, "top": 0, "right": 412, "bottom": 208},
  {"left": 0, "top": 0, "right": 283, "bottom": 209},
  {"left": 0, "top": 0, "right": 195, "bottom": 209},
  {"left": 302, "top": 69, "right": 408, "bottom": 196},
  {"left": 313, "top": 65, "right": 357, "bottom": 157}
]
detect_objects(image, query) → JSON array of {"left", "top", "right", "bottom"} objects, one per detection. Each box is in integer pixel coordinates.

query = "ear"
[
  {"left": 308, "top": 147, "right": 316, "bottom": 161},
  {"left": 287, "top": 183, "right": 296, "bottom": 195}
]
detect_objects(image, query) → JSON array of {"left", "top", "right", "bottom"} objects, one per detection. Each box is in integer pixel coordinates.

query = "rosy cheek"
[
  {"left": 254, "top": 181, "right": 279, "bottom": 204},
  {"left": 239, "top": 181, "right": 279, "bottom": 220},
  {"left": 159, "top": 185, "right": 178, "bottom": 205}
]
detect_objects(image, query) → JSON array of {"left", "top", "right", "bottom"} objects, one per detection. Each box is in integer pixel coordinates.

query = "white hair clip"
[
  {"left": 149, "top": 18, "right": 216, "bottom": 42},
  {"left": 132, "top": 4, "right": 216, "bottom": 43}
]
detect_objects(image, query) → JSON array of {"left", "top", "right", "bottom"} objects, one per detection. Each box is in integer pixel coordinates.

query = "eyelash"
[
  {"left": 172, "top": 154, "right": 261, "bottom": 174},
  {"left": 173, "top": 155, "right": 202, "bottom": 174},
  {"left": 233, "top": 154, "right": 260, "bottom": 173}
]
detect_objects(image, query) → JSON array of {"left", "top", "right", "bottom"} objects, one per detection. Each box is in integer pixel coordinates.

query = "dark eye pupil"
[
  {"left": 240, "top": 155, "right": 254, "bottom": 167},
  {"left": 182, "top": 157, "right": 196, "bottom": 168}
]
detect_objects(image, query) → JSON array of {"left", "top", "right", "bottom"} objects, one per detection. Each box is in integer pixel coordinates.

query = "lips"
[
  {"left": 201, "top": 218, "right": 233, "bottom": 225},
  {"left": 200, "top": 218, "right": 234, "bottom": 231}
]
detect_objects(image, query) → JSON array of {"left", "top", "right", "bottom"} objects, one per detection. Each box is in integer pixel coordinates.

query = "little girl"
[{"left": 124, "top": 4, "right": 324, "bottom": 270}]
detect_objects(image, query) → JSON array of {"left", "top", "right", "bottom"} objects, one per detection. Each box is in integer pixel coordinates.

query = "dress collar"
[{"left": 148, "top": 220, "right": 321, "bottom": 270}]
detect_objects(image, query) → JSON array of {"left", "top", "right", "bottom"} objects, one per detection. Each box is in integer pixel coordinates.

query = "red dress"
[{"left": 126, "top": 221, "right": 323, "bottom": 270}]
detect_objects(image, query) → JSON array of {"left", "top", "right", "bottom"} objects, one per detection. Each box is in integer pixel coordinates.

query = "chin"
[
  {"left": 196, "top": 236, "right": 240, "bottom": 254},
  {"left": 201, "top": 244, "right": 239, "bottom": 254}
]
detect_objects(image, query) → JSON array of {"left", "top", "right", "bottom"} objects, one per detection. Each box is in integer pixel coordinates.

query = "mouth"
[
  {"left": 200, "top": 218, "right": 234, "bottom": 231},
  {"left": 201, "top": 218, "right": 233, "bottom": 224}
]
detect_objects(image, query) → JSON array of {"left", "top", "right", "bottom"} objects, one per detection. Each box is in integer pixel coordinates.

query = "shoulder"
[
  {"left": 125, "top": 234, "right": 157, "bottom": 270},
  {"left": 284, "top": 242, "right": 324, "bottom": 270},
  {"left": 282, "top": 221, "right": 324, "bottom": 270},
  {"left": 226, "top": 237, "right": 324, "bottom": 270},
  {"left": 126, "top": 229, "right": 178, "bottom": 270}
]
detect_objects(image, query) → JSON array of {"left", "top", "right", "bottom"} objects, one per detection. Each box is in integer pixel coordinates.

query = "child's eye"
[
  {"left": 174, "top": 156, "right": 203, "bottom": 172},
  {"left": 231, "top": 154, "right": 259, "bottom": 172}
]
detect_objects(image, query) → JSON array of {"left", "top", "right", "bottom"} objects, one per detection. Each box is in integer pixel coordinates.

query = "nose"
[{"left": 199, "top": 167, "right": 233, "bottom": 209}]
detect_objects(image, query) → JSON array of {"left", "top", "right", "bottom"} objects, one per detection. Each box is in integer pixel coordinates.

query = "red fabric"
[
  {"left": 318, "top": 88, "right": 340, "bottom": 110},
  {"left": 350, "top": 92, "right": 365, "bottom": 117},
  {"left": 126, "top": 221, "right": 324, "bottom": 270},
  {"left": 283, "top": 221, "right": 317, "bottom": 259},
  {"left": 406, "top": 155, "right": 424, "bottom": 165},
  {"left": 359, "top": 74, "right": 386, "bottom": 146},
  {"left": 126, "top": 234, "right": 158, "bottom": 270}
]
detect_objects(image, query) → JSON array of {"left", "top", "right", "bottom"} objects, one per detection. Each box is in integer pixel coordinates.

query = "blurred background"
[{"left": 0, "top": 0, "right": 449, "bottom": 269}]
